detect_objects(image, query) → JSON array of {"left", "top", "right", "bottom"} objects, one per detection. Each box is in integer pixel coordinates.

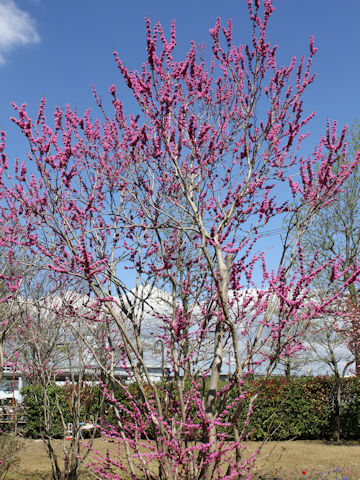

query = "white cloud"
[{"left": 0, "top": 0, "right": 40, "bottom": 64}]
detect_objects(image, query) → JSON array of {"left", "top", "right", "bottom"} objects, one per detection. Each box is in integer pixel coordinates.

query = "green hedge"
[
  {"left": 21, "top": 382, "right": 134, "bottom": 438},
  {"left": 22, "top": 383, "right": 73, "bottom": 438},
  {"left": 21, "top": 376, "right": 360, "bottom": 440},
  {"left": 236, "top": 376, "right": 360, "bottom": 440},
  {"left": 106, "top": 376, "right": 360, "bottom": 441}
]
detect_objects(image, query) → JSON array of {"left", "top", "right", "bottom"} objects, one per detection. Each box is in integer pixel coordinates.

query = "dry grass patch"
[
  {"left": 247, "top": 440, "right": 360, "bottom": 479},
  {"left": 4, "top": 437, "right": 360, "bottom": 479}
]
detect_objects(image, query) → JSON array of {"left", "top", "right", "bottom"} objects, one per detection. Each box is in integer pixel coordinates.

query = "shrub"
[
  {"left": 21, "top": 376, "right": 360, "bottom": 441},
  {"left": 237, "top": 376, "right": 360, "bottom": 441},
  {"left": 22, "top": 383, "right": 72, "bottom": 438}
]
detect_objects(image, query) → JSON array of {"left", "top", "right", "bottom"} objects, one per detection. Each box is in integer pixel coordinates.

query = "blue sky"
[
  {"left": 0, "top": 0, "right": 359, "bottom": 147},
  {"left": 0, "top": 0, "right": 359, "bottom": 283}
]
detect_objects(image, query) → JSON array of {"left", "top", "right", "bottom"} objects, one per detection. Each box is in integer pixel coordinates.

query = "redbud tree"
[
  {"left": 0, "top": 0, "right": 359, "bottom": 479},
  {"left": 17, "top": 289, "right": 100, "bottom": 480}
]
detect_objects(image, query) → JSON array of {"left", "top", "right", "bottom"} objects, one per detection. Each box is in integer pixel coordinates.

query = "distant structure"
[{"left": 0, "top": 366, "right": 23, "bottom": 404}]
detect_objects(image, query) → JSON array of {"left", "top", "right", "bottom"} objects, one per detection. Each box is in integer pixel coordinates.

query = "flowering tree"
[
  {"left": 0, "top": 242, "right": 38, "bottom": 378},
  {"left": 298, "top": 121, "right": 360, "bottom": 375},
  {"left": 9, "top": 279, "right": 103, "bottom": 480},
  {"left": 0, "top": 0, "right": 359, "bottom": 478}
]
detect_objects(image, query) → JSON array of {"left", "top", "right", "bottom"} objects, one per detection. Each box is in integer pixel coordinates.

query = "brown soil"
[{"left": 5, "top": 437, "right": 360, "bottom": 479}]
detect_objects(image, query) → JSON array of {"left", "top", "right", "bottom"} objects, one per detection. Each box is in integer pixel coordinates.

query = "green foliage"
[
  {"left": 236, "top": 376, "right": 360, "bottom": 440},
  {"left": 21, "top": 376, "right": 360, "bottom": 441},
  {"left": 22, "top": 383, "right": 72, "bottom": 438},
  {"left": 87, "top": 383, "right": 139, "bottom": 426},
  {"left": 100, "top": 376, "right": 360, "bottom": 441},
  {"left": 22, "top": 382, "right": 136, "bottom": 439},
  {"left": 238, "top": 377, "right": 330, "bottom": 440},
  {"left": 332, "top": 376, "right": 360, "bottom": 438}
]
